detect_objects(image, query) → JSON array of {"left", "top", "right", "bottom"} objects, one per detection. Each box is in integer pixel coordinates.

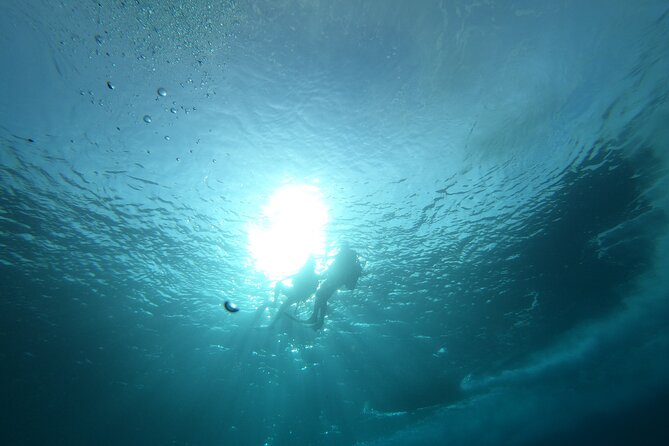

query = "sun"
[{"left": 247, "top": 184, "right": 328, "bottom": 280}]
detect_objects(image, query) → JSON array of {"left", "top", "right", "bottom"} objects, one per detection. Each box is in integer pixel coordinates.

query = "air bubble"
[
  {"left": 223, "top": 301, "right": 239, "bottom": 313},
  {"left": 157, "top": 87, "right": 167, "bottom": 97},
  {"left": 106, "top": 81, "right": 114, "bottom": 90},
  {"left": 164, "top": 135, "right": 170, "bottom": 141},
  {"left": 170, "top": 107, "right": 177, "bottom": 114},
  {"left": 143, "top": 115, "right": 152, "bottom": 123}
]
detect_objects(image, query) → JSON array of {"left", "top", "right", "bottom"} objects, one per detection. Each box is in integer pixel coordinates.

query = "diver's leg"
[
  {"left": 309, "top": 284, "right": 334, "bottom": 324},
  {"left": 279, "top": 294, "right": 299, "bottom": 314},
  {"left": 270, "top": 292, "right": 298, "bottom": 327},
  {"left": 305, "top": 301, "right": 318, "bottom": 324},
  {"left": 306, "top": 293, "right": 324, "bottom": 324},
  {"left": 274, "top": 282, "right": 286, "bottom": 303},
  {"left": 269, "top": 301, "right": 287, "bottom": 327},
  {"left": 312, "top": 300, "right": 327, "bottom": 330}
]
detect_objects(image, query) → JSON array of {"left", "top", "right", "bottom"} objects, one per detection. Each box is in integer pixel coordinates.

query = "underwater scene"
[{"left": 2, "top": 1, "right": 669, "bottom": 445}]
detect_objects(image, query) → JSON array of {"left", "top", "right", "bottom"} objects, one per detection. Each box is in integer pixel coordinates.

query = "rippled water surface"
[{"left": 2, "top": 1, "right": 669, "bottom": 445}]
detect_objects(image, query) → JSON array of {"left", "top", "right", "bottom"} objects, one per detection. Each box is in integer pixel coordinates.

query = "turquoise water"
[{"left": 2, "top": 1, "right": 669, "bottom": 445}]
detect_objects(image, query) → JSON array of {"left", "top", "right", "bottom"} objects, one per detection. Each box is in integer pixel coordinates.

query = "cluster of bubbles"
[
  {"left": 101, "top": 79, "right": 214, "bottom": 163},
  {"left": 105, "top": 82, "right": 177, "bottom": 124},
  {"left": 65, "top": 5, "right": 242, "bottom": 167},
  {"left": 142, "top": 87, "right": 168, "bottom": 124},
  {"left": 138, "top": 87, "right": 196, "bottom": 126}
]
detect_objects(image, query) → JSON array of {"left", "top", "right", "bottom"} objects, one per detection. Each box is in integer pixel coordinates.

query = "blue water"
[{"left": 2, "top": 1, "right": 669, "bottom": 445}]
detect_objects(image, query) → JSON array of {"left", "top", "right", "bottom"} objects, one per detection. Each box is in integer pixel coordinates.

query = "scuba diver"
[
  {"left": 303, "top": 245, "right": 362, "bottom": 330},
  {"left": 269, "top": 256, "right": 320, "bottom": 327}
]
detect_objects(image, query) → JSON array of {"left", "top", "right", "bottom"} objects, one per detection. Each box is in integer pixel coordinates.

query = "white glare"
[{"left": 248, "top": 184, "right": 328, "bottom": 280}]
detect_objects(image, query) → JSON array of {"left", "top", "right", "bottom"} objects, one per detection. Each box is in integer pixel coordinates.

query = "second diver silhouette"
[
  {"left": 269, "top": 256, "right": 320, "bottom": 328},
  {"left": 284, "top": 245, "right": 362, "bottom": 330}
]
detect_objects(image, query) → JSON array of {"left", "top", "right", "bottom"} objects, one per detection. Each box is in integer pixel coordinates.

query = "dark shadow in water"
[
  {"left": 411, "top": 145, "right": 667, "bottom": 376},
  {"left": 528, "top": 389, "right": 669, "bottom": 446},
  {"left": 516, "top": 146, "right": 666, "bottom": 351}
]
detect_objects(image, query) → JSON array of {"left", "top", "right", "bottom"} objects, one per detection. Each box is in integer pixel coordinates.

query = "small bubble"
[
  {"left": 157, "top": 87, "right": 167, "bottom": 97},
  {"left": 212, "top": 159, "right": 216, "bottom": 163},
  {"left": 143, "top": 115, "right": 152, "bottom": 123},
  {"left": 176, "top": 157, "right": 180, "bottom": 162},
  {"left": 164, "top": 135, "right": 170, "bottom": 141},
  {"left": 106, "top": 81, "right": 114, "bottom": 90},
  {"left": 170, "top": 107, "right": 177, "bottom": 114}
]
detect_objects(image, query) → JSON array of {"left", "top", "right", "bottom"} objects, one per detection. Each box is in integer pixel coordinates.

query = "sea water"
[{"left": 1, "top": 1, "right": 668, "bottom": 445}]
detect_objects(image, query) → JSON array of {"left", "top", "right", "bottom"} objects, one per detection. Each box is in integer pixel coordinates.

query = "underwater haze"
[{"left": 2, "top": 0, "right": 669, "bottom": 445}]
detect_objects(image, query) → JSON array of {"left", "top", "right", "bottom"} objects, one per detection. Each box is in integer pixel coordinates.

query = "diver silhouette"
[
  {"left": 304, "top": 245, "right": 362, "bottom": 330},
  {"left": 270, "top": 256, "right": 320, "bottom": 327}
]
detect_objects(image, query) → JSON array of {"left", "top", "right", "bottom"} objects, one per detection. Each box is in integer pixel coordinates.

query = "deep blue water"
[{"left": 2, "top": 1, "right": 669, "bottom": 445}]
